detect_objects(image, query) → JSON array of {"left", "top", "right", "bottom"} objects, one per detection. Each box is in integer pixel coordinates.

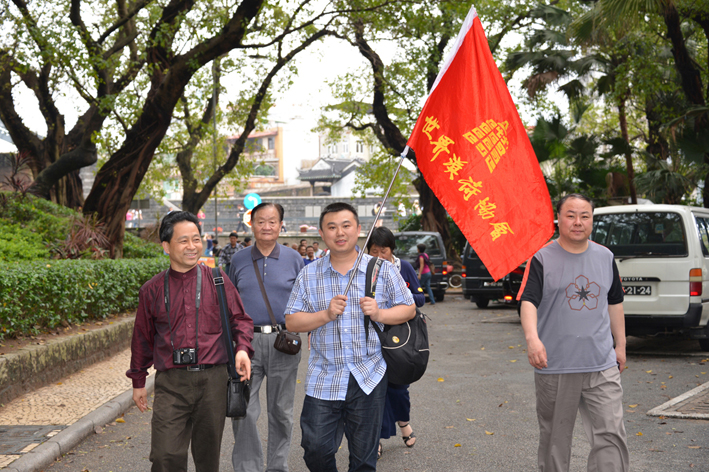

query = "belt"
[
  {"left": 175, "top": 364, "right": 216, "bottom": 371},
  {"left": 254, "top": 324, "right": 286, "bottom": 334}
]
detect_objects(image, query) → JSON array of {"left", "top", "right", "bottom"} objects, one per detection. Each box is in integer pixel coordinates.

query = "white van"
[{"left": 590, "top": 205, "right": 709, "bottom": 351}]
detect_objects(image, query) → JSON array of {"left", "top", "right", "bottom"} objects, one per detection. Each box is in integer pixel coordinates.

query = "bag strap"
[
  {"left": 252, "top": 258, "right": 280, "bottom": 331},
  {"left": 364, "top": 257, "right": 385, "bottom": 342},
  {"left": 212, "top": 267, "right": 239, "bottom": 379}
]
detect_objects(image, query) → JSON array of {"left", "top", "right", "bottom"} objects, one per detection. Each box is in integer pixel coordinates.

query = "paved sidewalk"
[{"left": 0, "top": 348, "right": 151, "bottom": 471}]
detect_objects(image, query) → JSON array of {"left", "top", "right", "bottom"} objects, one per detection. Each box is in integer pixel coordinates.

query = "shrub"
[
  {"left": 123, "top": 232, "right": 164, "bottom": 258},
  {"left": 0, "top": 220, "right": 49, "bottom": 261},
  {"left": 0, "top": 258, "right": 169, "bottom": 338},
  {"left": 0, "top": 192, "right": 163, "bottom": 260}
]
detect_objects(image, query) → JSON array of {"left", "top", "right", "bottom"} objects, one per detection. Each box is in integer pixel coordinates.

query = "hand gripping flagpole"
[{"left": 343, "top": 146, "right": 411, "bottom": 296}]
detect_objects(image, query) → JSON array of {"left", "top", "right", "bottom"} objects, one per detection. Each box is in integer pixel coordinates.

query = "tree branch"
[
  {"left": 0, "top": 51, "right": 42, "bottom": 158},
  {"left": 98, "top": 0, "right": 153, "bottom": 45},
  {"left": 352, "top": 19, "right": 410, "bottom": 161},
  {"left": 191, "top": 28, "right": 334, "bottom": 209}
]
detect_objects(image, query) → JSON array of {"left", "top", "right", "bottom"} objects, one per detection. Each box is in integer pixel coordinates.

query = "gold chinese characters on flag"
[{"left": 407, "top": 5, "right": 554, "bottom": 280}]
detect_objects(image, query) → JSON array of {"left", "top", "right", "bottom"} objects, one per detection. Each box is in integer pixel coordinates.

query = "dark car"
[
  {"left": 461, "top": 241, "right": 525, "bottom": 308},
  {"left": 393, "top": 231, "right": 449, "bottom": 302},
  {"left": 463, "top": 223, "right": 558, "bottom": 308}
]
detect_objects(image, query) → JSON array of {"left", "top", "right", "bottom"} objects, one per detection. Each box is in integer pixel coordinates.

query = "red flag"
[{"left": 407, "top": 5, "right": 554, "bottom": 281}]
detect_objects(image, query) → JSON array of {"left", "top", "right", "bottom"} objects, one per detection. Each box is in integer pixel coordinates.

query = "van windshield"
[
  {"left": 591, "top": 212, "right": 688, "bottom": 257},
  {"left": 394, "top": 234, "right": 443, "bottom": 258}
]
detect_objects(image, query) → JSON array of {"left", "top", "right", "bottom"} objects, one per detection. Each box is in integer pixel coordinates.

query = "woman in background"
[
  {"left": 416, "top": 243, "right": 435, "bottom": 305},
  {"left": 367, "top": 227, "right": 425, "bottom": 458}
]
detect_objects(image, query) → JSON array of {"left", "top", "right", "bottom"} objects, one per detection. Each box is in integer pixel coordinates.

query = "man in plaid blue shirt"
[
  {"left": 286, "top": 202, "right": 414, "bottom": 471},
  {"left": 218, "top": 232, "right": 243, "bottom": 274}
]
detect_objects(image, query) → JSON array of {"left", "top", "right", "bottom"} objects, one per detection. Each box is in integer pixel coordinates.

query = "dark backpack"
[{"left": 364, "top": 257, "right": 430, "bottom": 385}]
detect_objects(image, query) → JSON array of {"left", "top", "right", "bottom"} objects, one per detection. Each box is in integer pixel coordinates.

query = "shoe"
[{"left": 399, "top": 422, "right": 416, "bottom": 448}]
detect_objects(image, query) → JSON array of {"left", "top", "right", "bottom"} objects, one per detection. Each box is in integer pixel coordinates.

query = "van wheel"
[
  {"left": 475, "top": 298, "right": 489, "bottom": 308},
  {"left": 699, "top": 338, "right": 709, "bottom": 352}
]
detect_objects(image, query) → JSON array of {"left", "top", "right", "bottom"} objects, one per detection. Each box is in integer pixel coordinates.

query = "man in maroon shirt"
[{"left": 127, "top": 211, "right": 254, "bottom": 472}]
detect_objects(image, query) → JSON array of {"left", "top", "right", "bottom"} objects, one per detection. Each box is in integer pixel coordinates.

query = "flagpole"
[{"left": 343, "top": 146, "right": 410, "bottom": 296}]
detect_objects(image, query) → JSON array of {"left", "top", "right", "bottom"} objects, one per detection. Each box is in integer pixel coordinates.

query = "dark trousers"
[
  {"left": 300, "top": 373, "right": 387, "bottom": 472},
  {"left": 150, "top": 365, "right": 228, "bottom": 472}
]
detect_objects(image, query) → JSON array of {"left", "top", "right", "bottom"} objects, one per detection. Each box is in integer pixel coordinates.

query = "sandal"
[
  {"left": 399, "top": 422, "right": 416, "bottom": 448},
  {"left": 377, "top": 441, "right": 382, "bottom": 460}
]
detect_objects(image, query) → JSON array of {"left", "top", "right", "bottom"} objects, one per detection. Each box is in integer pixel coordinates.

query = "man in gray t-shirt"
[{"left": 520, "top": 193, "right": 629, "bottom": 472}]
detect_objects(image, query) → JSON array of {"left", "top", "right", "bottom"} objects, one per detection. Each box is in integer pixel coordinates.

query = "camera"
[{"left": 173, "top": 348, "right": 198, "bottom": 365}]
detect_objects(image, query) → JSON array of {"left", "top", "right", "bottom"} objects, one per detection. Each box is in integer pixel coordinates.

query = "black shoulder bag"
[
  {"left": 364, "top": 257, "right": 430, "bottom": 385},
  {"left": 212, "top": 268, "right": 251, "bottom": 418},
  {"left": 252, "top": 260, "right": 302, "bottom": 355}
]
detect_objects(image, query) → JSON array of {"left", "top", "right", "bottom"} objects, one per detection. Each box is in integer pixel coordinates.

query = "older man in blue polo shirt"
[{"left": 229, "top": 202, "right": 304, "bottom": 472}]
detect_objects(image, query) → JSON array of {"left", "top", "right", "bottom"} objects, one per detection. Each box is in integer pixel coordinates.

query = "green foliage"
[
  {"left": 123, "top": 232, "right": 165, "bottom": 259},
  {"left": 0, "top": 192, "right": 162, "bottom": 260},
  {"left": 351, "top": 150, "right": 416, "bottom": 212},
  {"left": 0, "top": 221, "right": 49, "bottom": 262},
  {"left": 0, "top": 258, "right": 168, "bottom": 339}
]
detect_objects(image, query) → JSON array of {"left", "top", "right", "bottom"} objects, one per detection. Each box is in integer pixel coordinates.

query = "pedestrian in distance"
[
  {"left": 235, "top": 206, "right": 249, "bottom": 234},
  {"left": 243, "top": 236, "right": 252, "bottom": 247},
  {"left": 127, "top": 211, "right": 254, "bottom": 472},
  {"left": 519, "top": 193, "right": 629, "bottom": 472},
  {"left": 219, "top": 232, "right": 243, "bottom": 275},
  {"left": 228, "top": 203, "right": 304, "bottom": 472},
  {"left": 313, "top": 241, "right": 323, "bottom": 258},
  {"left": 298, "top": 245, "right": 306, "bottom": 257},
  {"left": 366, "top": 227, "right": 424, "bottom": 459},
  {"left": 203, "top": 233, "right": 213, "bottom": 256},
  {"left": 303, "top": 245, "right": 316, "bottom": 266},
  {"left": 415, "top": 243, "right": 436, "bottom": 305},
  {"left": 285, "top": 202, "right": 415, "bottom": 472}
]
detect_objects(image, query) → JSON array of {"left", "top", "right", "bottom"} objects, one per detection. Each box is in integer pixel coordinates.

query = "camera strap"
[{"left": 163, "top": 267, "right": 202, "bottom": 353}]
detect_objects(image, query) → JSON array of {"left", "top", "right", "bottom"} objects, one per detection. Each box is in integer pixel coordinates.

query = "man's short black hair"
[
  {"left": 244, "top": 236, "right": 252, "bottom": 243},
  {"left": 366, "top": 226, "right": 396, "bottom": 252},
  {"left": 251, "top": 202, "right": 284, "bottom": 222},
  {"left": 300, "top": 238, "right": 307, "bottom": 244},
  {"left": 159, "top": 211, "right": 201, "bottom": 243},
  {"left": 319, "top": 202, "right": 360, "bottom": 230},
  {"left": 556, "top": 193, "right": 594, "bottom": 215},
  {"left": 306, "top": 245, "right": 314, "bottom": 250},
  {"left": 229, "top": 232, "right": 238, "bottom": 238}
]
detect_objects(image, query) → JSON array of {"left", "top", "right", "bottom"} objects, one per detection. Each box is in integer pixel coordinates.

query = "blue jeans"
[
  {"left": 300, "top": 373, "right": 387, "bottom": 472},
  {"left": 420, "top": 272, "right": 435, "bottom": 304}
]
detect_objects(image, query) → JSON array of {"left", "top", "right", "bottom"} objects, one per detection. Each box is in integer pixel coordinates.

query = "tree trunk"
[
  {"left": 644, "top": 98, "right": 669, "bottom": 161},
  {"left": 51, "top": 171, "right": 85, "bottom": 209},
  {"left": 83, "top": 102, "right": 174, "bottom": 258},
  {"left": 415, "top": 175, "right": 457, "bottom": 263},
  {"left": 662, "top": 3, "right": 709, "bottom": 206},
  {"left": 618, "top": 97, "right": 637, "bottom": 204}
]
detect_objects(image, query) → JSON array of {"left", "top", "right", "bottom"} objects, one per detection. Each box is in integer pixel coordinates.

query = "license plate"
[{"left": 624, "top": 285, "right": 651, "bottom": 296}]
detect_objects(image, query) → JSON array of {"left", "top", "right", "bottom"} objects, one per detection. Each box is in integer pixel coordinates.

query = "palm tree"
[{"left": 581, "top": 0, "right": 709, "bottom": 204}]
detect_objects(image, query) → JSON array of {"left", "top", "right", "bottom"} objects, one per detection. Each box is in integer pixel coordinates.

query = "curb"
[
  {"left": 0, "top": 316, "right": 135, "bottom": 406},
  {"left": 646, "top": 381, "right": 709, "bottom": 419},
  {"left": 3, "top": 375, "right": 155, "bottom": 472}
]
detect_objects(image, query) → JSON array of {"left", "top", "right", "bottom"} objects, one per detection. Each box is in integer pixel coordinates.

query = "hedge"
[{"left": 0, "top": 258, "right": 169, "bottom": 338}]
